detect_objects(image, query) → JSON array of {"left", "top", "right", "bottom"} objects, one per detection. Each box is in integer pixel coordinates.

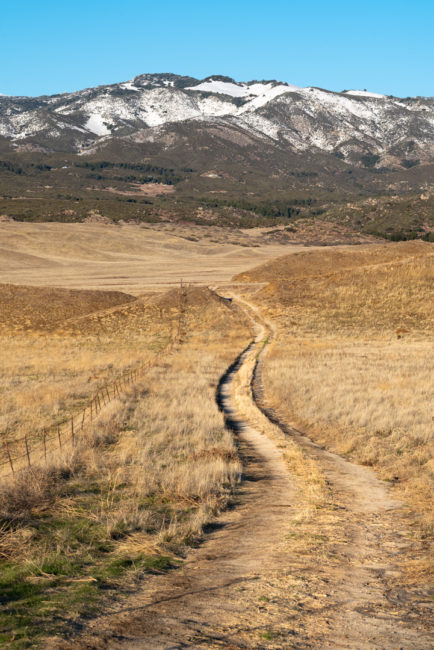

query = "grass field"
[
  {"left": 0, "top": 221, "right": 318, "bottom": 293},
  {"left": 236, "top": 241, "right": 434, "bottom": 546},
  {"left": 0, "top": 283, "right": 251, "bottom": 645},
  {"left": 1, "top": 286, "right": 158, "bottom": 458},
  {"left": 1, "top": 232, "right": 432, "bottom": 645}
]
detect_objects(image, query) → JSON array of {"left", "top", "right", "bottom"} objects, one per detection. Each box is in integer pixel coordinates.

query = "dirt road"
[{"left": 63, "top": 298, "right": 433, "bottom": 648}]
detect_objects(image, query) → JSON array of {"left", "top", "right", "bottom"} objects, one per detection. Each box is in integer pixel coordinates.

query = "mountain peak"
[{"left": 131, "top": 73, "right": 200, "bottom": 89}]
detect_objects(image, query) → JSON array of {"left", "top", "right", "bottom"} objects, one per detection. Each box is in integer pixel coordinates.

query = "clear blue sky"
[{"left": 1, "top": 0, "right": 432, "bottom": 97}]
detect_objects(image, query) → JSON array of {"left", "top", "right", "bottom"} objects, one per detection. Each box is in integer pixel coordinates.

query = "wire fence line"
[
  {"left": 0, "top": 359, "right": 155, "bottom": 479},
  {"left": 1, "top": 281, "right": 192, "bottom": 480}
]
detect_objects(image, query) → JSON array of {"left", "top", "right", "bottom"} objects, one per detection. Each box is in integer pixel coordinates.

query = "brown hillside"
[{"left": 0, "top": 284, "right": 134, "bottom": 332}]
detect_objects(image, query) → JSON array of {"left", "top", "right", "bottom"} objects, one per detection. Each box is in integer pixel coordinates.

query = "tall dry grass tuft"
[{"left": 91, "top": 349, "right": 243, "bottom": 551}]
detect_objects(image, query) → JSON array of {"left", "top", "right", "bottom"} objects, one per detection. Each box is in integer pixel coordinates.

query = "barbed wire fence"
[
  {"left": 0, "top": 362, "right": 149, "bottom": 478},
  {"left": 1, "top": 281, "right": 191, "bottom": 480}
]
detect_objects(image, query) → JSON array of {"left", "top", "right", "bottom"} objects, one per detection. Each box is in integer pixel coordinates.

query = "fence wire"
[{"left": 0, "top": 359, "right": 158, "bottom": 477}]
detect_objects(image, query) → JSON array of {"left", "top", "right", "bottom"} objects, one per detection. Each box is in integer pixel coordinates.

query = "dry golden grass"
[
  {"left": 111, "top": 347, "right": 243, "bottom": 550},
  {"left": 0, "top": 334, "right": 153, "bottom": 454},
  {"left": 237, "top": 241, "right": 434, "bottom": 538},
  {"left": 0, "top": 284, "right": 134, "bottom": 332},
  {"left": 265, "top": 340, "right": 433, "bottom": 533},
  {"left": 0, "top": 221, "right": 304, "bottom": 293},
  {"left": 0, "top": 284, "right": 251, "bottom": 644},
  {"left": 0, "top": 284, "right": 238, "bottom": 458},
  {"left": 236, "top": 240, "right": 431, "bottom": 286},
  {"left": 0, "top": 302, "right": 157, "bottom": 459}
]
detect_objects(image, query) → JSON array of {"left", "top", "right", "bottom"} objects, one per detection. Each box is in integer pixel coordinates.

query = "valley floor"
[
  {"left": 0, "top": 221, "right": 370, "bottom": 293},
  {"left": 50, "top": 294, "right": 433, "bottom": 649},
  {"left": 1, "top": 239, "right": 432, "bottom": 648}
]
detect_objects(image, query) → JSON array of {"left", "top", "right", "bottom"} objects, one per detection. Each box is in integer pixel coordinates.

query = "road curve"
[{"left": 58, "top": 294, "right": 433, "bottom": 649}]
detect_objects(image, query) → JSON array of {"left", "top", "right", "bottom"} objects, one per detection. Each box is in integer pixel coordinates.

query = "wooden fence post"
[
  {"left": 2, "top": 436, "right": 14, "bottom": 474},
  {"left": 43, "top": 428, "right": 47, "bottom": 462},
  {"left": 58, "top": 425, "right": 62, "bottom": 449},
  {"left": 81, "top": 408, "right": 86, "bottom": 430},
  {"left": 24, "top": 435, "right": 31, "bottom": 467},
  {"left": 71, "top": 416, "right": 75, "bottom": 446}
]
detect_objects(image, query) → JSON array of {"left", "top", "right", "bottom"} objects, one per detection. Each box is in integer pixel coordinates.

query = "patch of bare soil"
[
  {"left": 103, "top": 183, "right": 175, "bottom": 197},
  {"left": 48, "top": 297, "right": 432, "bottom": 648},
  {"left": 84, "top": 211, "right": 114, "bottom": 224}
]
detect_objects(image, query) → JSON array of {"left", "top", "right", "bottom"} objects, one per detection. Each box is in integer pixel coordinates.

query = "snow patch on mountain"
[
  {"left": 85, "top": 113, "right": 111, "bottom": 136},
  {"left": 186, "top": 79, "right": 297, "bottom": 102},
  {"left": 303, "top": 87, "right": 381, "bottom": 120},
  {"left": 343, "top": 90, "right": 386, "bottom": 99},
  {"left": 236, "top": 113, "right": 282, "bottom": 140},
  {"left": 238, "top": 84, "right": 295, "bottom": 112},
  {"left": 120, "top": 82, "right": 139, "bottom": 91},
  {"left": 186, "top": 80, "right": 248, "bottom": 97},
  {"left": 0, "top": 122, "right": 14, "bottom": 137}
]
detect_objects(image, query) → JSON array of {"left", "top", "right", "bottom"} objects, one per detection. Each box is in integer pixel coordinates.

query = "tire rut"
[
  {"left": 54, "top": 295, "right": 433, "bottom": 649},
  {"left": 65, "top": 314, "right": 303, "bottom": 648},
  {"left": 241, "top": 294, "right": 433, "bottom": 649}
]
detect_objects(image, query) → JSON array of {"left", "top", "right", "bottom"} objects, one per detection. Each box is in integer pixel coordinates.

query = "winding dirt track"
[{"left": 73, "top": 297, "right": 433, "bottom": 649}]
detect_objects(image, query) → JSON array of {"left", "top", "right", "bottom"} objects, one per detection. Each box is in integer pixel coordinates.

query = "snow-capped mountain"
[{"left": 1, "top": 73, "right": 433, "bottom": 166}]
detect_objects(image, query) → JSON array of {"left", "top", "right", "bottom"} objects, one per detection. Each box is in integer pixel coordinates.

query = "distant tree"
[
  {"left": 361, "top": 153, "right": 380, "bottom": 168},
  {"left": 401, "top": 159, "right": 420, "bottom": 168}
]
